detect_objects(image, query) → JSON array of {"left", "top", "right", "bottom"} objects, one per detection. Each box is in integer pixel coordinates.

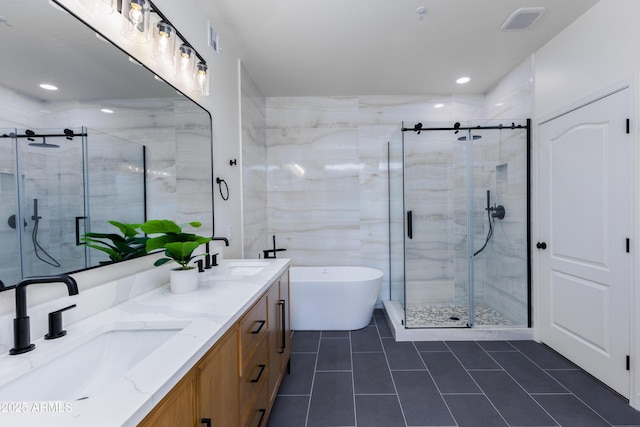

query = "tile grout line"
[
  {"left": 504, "top": 342, "right": 614, "bottom": 427},
  {"left": 482, "top": 342, "right": 562, "bottom": 427},
  {"left": 302, "top": 331, "right": 321, "bottom": 427},
  {"left": 443, "top": 341, "right": 510, "bottom": 427},
  {"left": 375, "top": 314, "right": 410, "bottom": 427}
]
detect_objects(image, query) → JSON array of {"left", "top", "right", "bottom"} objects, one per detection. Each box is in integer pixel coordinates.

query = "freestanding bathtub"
[{"left": 289, "top": 266, "right": 383, "bottom": 331}]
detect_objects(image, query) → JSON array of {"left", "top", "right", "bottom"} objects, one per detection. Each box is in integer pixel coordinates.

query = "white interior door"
[{"left": 538, "top": 87, "right": 633, "bottom": 397}]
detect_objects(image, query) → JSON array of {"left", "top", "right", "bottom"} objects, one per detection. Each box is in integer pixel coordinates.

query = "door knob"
[{"left": 536, "top": 242, "right": 547, "bottom": 249}]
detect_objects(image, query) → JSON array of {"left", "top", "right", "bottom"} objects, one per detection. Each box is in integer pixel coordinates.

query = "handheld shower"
[{"left": 474, "top": 190, "right": 505, "bottom": 257}]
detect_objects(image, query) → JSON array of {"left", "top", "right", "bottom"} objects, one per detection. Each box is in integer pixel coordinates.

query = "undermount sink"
[
  {"left": 226, "top": 261, "right": 270, "bottom": 276},
  {"left": 206, "top": 260, "right": 270, "bottom": 277},
  {"left": 0, "top": 323, "right": 188, "bottom": 401}
]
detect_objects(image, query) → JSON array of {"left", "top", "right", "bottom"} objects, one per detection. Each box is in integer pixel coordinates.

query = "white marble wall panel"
[{"left": 260, "top": 62, "right": 532, "bottom": 313}]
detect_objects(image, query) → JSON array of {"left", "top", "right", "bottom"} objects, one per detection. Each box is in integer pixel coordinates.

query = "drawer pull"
[
  {"left": 256, "top": 408, "right": 266, "bottom": 427},
  {"left": 279, "top": 299, "right": 286, "bottom": 353},
  {"left": 251, "top": 320, "right": 266, "bottom": 334},
  {"left": 200, "top": 418, "right": 211, "bottom": 427},
  {"left": 251, "top": 364, "right": 266, "bottom": 383}
]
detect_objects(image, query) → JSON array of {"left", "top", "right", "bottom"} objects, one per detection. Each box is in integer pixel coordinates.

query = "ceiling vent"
[{"left": 500, "top": 7, "right": 545, "bottom": 31}]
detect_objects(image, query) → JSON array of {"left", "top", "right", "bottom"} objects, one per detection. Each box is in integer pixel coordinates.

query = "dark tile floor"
[{"left": 267, "top": 310, "right": 640, "bottom": 427}]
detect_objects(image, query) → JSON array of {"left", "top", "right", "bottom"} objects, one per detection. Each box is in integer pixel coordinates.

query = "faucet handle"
[{"left": 45, "top": 304, "right": 76, "bottom": 340}]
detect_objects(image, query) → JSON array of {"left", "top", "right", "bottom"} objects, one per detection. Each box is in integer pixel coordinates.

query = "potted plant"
[
  {"left": 140, "top": 219, "right": 211, "bottom": 294},
  {"left": 81, "top": 220, "right": 148, "bottom": 265}
]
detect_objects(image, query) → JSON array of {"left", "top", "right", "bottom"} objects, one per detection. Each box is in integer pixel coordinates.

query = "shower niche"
[
  {"left": 388, "top": 120, "right": 530, "bottom": 331},
  {"left": 0, "top": 128, "right": 145, "bottom": 285}
]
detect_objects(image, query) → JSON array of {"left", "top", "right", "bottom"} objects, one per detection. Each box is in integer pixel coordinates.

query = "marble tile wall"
[{"left": 262, "top": 58, "right": 533, "bottom": 315}]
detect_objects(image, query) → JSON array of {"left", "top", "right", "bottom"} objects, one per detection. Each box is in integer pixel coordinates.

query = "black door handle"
[
  {"left": 407, "top": 210, "right": 413, "bottom": 239},
  {"left": 279, "top": 299, "right": 286, "bottom": 353},
  {"left": 75, "top": 216, "right": 87, "bottom": 246},
  {"left": 536, "top": 242, "right": 547, "bottom": 249}
]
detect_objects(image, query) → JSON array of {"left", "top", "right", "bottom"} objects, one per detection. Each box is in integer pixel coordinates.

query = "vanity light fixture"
[
  {"left": 194, "top": 62, "right": 209, "bottom": 96},
  {"left": 176, "top": 44, "right": 196, "bottom": 88},
  {"left": 76, "top": 0, "right": 210, "bottom": 95},
  {"left": 152, "top": 21, "right": 175, "bottom": 65},
  {"left": 121, "top": 0, "right": 150, "bottom": 43}
]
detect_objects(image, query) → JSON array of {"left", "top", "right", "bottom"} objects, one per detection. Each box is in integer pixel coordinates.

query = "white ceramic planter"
[{"left": 169, "top": 268, "right": 199, "bottom": 294}]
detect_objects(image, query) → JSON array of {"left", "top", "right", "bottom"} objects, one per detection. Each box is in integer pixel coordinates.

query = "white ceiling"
[{"left": 199, "top": 0, "right": 599, "bottom": 97}]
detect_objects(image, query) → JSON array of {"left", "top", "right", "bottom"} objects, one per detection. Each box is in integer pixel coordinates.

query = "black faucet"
[
  {"left": 263, "top": 235, "right": 287, "bottom": 259},
  {"left": 10, "top": 275, "right": 79, "bottom": 355},
  {"left": 210, "top": 236, "right": 230, "bottom": 246}
]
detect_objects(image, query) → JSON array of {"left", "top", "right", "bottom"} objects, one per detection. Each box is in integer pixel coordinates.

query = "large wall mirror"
[{"left": 0, "top": 0, "right": 214, "bottom": 286}]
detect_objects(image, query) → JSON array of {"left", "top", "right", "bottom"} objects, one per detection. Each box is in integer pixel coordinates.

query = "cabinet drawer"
[
  {"left": 239, "top": 336, "right": 268, "bottom": 405},
  {"left": 239, "top": 294, "right": 268, "bottom": 365},
  {"left": 241, "top": 377, "right": 268, "bottom": 427}
]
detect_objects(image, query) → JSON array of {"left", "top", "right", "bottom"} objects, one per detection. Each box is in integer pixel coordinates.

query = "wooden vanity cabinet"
[
  {"left": 138, "top": 268, "right": 290, "bottom": 427},
  {"left": 267, "top": 271, "right": 291, "bottom": 408},
  {"left": 198, "top": 325, "right": 239, "bottom": 427},
  {"left": 137, "top": 370, "right": 197, "bottom": 427},
  {"left": 138, "top": 327, "right": 238, "bottom": 427},
  {"left": 238, "top": 294, "right": 269, "bottom": 426}
]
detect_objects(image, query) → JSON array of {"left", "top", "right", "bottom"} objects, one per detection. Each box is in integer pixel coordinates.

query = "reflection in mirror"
[{"left": 0, "top": 0, "right": 213, "bottom": 284}]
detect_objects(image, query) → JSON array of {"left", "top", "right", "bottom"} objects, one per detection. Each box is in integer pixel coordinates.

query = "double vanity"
[{"left": 0, "top": 258, "right": 291, "bottom": 426}]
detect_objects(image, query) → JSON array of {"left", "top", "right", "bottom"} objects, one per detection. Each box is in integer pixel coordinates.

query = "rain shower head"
[{"left": 28, "top": 136, "right": 60, "bottom": 148}]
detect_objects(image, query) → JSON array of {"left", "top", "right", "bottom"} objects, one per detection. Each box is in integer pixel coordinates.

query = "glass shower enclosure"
[
  {"left": 389, "top": 120, "right": 530, "bottom": 329},
  {"left": 0, "top": 127, "right": 145, "bottom": 286}
]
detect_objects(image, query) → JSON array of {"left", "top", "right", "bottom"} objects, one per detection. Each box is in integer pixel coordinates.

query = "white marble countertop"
[{"left": 0, "top": 258, "right": 290, "bottom": 426}]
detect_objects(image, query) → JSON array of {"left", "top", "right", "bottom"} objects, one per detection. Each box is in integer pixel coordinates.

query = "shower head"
[
  {"left": 457, "top": 135, "right": 481, "bottom": 141},
  {"left": 28, "top": 136, "right": 59, "bottom": 148}
]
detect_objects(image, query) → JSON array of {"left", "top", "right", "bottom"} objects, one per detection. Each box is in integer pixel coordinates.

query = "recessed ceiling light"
[
  {"left": 100, "top": 108, "right": 114, "bottom": 114},
  {"left": 39, "top": 83, "right": 58, "bottom": 91},
  {"left": 434, "top": 103, "right": 444, "bottom": 109},
  {"left": 495, "top": 102, "right": 504, "bottom": 107},
  {"left": 415, "top": 6, "right": 427, "bottom": 19},
  {"left": 456, "top": 77, "right": 470, "bottom": 84}
]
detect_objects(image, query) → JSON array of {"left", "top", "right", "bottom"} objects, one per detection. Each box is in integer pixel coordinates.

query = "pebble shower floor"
[
  {"left": 267, "top": 309, "right": 640, "bottom": 427},
  {"left": 405, "top": 304, "right": 514, "bottom": 328}
]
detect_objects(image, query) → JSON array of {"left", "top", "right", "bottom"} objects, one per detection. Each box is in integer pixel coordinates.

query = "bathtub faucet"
[{"left": 263, "top": 235, "right": 286, "bottom": 259}]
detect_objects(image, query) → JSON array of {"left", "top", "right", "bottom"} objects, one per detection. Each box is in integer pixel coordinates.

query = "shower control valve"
[{"left": 489, "top": 204, "right": 506, "bottom": 220}]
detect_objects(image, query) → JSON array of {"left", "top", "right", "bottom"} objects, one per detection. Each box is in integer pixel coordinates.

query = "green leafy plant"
[
  {"left": 81, "top": 220, "right": 148, "bottom": 264},
  {"left": 141, "top": 219, "right": 211, "bottom": 270}
]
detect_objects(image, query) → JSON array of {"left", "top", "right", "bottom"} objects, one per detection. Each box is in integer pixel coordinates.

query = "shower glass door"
[
  {"left": 0, "top": 130, "right": 21, "bottom": 285},
  {"left": 18, "top": 127, "right": 87, "bottom": 277},
  {"left": 403, "top": 126, "right": 470, "bottom": 328},
  {"left": 400, "top": 120, "right": 529, "bottom": 328}
]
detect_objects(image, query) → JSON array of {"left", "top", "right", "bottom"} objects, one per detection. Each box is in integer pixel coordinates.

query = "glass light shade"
[
  {"left": 193, "top": 62, "right": 210, "bottom": 96},
  {"left": 175, "top": 44, "right": 195, "bottom": 90},
  {"left": 79, "top": 0, "right": 114, "bottom": 13},
  {"left": 121, "top": 0, "right": 150, "bottom": 43},
  {"left": 152, "top": 21, "right": 176, "bottom": 65}
]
